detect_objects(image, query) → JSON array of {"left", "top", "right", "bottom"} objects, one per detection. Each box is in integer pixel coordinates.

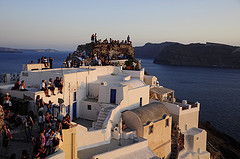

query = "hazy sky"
[{"left": 0, "top": 0, "right": 240, "bottom": 50}]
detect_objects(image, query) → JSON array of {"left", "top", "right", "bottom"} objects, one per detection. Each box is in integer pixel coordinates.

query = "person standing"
[
  {"left": 1, "top": 125, "right": 13, "bottom": 153},
  {"left": 49, "top": 57, "right": 54, "bottom": 69},
  {"left": 59, "top": 77, "right": 63, "bottom": 94},
  {"left": 94, "top": 33, "right": 97, "bottom": 43},
  {"left": 127, "top": 35, "right": 130, "bottom": 43},
  {"left": 91, "top": 34, "right": 94, "bottom": 42},
  {"left": 25, "top": 112, "right": 34, "bottom": 138}
]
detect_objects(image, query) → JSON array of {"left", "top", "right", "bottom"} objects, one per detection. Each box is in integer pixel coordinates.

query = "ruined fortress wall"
[{"left": 77, "top": 42, "right": 135, "bottom": 57}]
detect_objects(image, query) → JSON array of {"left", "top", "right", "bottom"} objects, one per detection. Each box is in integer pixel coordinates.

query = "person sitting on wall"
[
  {"left": 12, "top": 80, "right": 20, "bottom": 90},
  {"left": 47, "top": 78, "right": 55, "bottom": 95},
  {"left": 61, "top": 116, "right": 71, "bottom": 129},
  {"left": 40, "top": 80, "right": 50, "bottom": 97},
  {"left": 54, "top": 77, "right": 60, "bottom": 88},
  {"left": 20, "top": 80, "right": 28, "bottom": 91}
]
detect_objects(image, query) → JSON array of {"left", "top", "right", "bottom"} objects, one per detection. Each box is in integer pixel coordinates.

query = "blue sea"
[{"left": 0, "top": 52, "right": 240, "bottom": 141}]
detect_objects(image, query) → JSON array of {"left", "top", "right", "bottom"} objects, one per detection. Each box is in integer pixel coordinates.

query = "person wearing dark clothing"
[
  {"left": 49, "top": 57, "right": 54, "bottom": 69},
  {"left": 12, "top": 80, "right": 20, "bottom": 90},
  {"left": 91, "top": 34, "right": 94, "bottom": 42},
  {"left": 21, "top": 150, "right": 30, "bottom": 159},
  {"left": 52, "top": 136, "right": 60, "bottom": 153},
  {"left": 1, "top": 125, "right": 13, "bottom": 153},
  {"left": 10, "top": 113, "right": 22, "bottom": 126},
  {"left": 94, "top": 33, "right": 97, "bottom": 43},
  {"left": 10, "top": 153, "right": 16, "bottom": 159},
  {"left": 55, "top": 119, "right": 63, "bottom": 141},
  {"left": 54, "top": 77, "right": 60, "bottom": 88},
  {"left": 25, "top": 112, "right": 34, "bottom": 138}
]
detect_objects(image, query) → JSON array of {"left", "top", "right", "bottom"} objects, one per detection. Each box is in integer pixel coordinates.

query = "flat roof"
[
  {"left": 150, "top": 86, "right": 174, "bottom": 95},
  {"left": 74, "top": 118, "right": 93, "bottom": 130},
  {"left": 26, "top": 67, "right": 88, "bottom": 75},
  {"left": 77, "top": 138, "right": 144, "bottom": 159}
]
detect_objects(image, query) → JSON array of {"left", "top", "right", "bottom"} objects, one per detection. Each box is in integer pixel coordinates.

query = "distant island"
[
  {"left": 135, "top": 42, "right": 240, "bottom": 68},
  {"left": 0, "top": 47, "right": 58, "bottom": 53}
]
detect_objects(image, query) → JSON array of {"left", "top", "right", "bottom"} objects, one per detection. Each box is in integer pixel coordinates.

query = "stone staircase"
[{"left": 94, "top": 106, "right": 114, "bottom": 130}]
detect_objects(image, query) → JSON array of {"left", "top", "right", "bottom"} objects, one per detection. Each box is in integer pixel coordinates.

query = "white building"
[{"left": 0, "top": 63, "right": 210, "bottom": 159}]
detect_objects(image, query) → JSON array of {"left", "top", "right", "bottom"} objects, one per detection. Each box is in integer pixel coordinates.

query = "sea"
[{"left": 0, "top": 51, "right": 240, "bottom": 141}]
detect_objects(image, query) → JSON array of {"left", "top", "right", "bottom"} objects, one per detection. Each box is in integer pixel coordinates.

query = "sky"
[{"left": 0, "top": 0, "right": 240, "bottom": 51}]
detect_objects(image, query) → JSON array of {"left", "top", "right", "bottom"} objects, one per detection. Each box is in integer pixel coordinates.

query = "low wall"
[
  {"left": 77, "top": 125, "right": 110, "bottom": 150},
  {"left": 92, "top": 139, "right": 151, "bottom": 159}
]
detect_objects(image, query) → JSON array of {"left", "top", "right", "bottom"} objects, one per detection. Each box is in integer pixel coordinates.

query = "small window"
[
  {"left": 149, "top": 125, "right": 153, "bottom": 134},
  {"left": 196, "top": 137, "right": 199, "bottom": 141},
  {"left": 87, "top": 105, "right": 91, "bottom": 110},
  {"left": 165, "top": 118, "right": 169, "bottom": 127}
]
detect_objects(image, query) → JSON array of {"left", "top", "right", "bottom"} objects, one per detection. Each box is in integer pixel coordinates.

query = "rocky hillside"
[
  {"left": 199, "top": 121, "right": 240, "bottom": 159},
  {"left": 153, "top": 42, "right": 240, "bottom": 68},
  {"left": 134, "top": 42, "right": 176, "bottom": 59}
]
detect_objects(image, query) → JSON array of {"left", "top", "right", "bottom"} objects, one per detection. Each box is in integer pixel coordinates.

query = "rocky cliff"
[
  {"left": 153, "top": 42, "right": 240, "bottom": 68},
  {"left": 199, "top": 121, "right": 240, "bottom": 159},
  {"left": 135, "top": 42, "right": 176, "bottom": 59}
]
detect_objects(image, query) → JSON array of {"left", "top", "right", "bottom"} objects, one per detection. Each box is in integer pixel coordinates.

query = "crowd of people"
[
  {"left": 91, "top": 33, "right": 132, "bottom": 46},
  {"left": 40, "top": 77, "right": 63, "bottom": 97},
  {"left": 0, "top": 90, "right": 78, "bottom": 158},
  {"left": 63, "top": 34, "right": 133, "bottom": 68},
  {"left": 31, "top": 57, "right": 54, "bottom": 69},
  {"left": 11, "top": 76, "right": 64, "bottom": 98}
]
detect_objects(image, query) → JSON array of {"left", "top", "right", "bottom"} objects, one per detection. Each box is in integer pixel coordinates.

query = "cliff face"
[
  {"left": 135, "top": 42, "right": 176, "bottom": 59},
  {"left": 77, "top": 42, "right": 135, "bottom": 57},
  {"left": 199, "top": 121, "right": 240, "bottom": 159},
  {"left": 153, "top": 42, "right": 240, "bottom": 68}
]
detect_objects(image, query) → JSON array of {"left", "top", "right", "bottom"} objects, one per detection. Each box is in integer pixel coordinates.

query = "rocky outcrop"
[
  {"left": 153, "top": 42, "right": 240, "bottom": 68},
  {"left": 77, "top": 42, "right": 135, "bottom": 58},
  {"left": 199, "top": 121, "right": 240, "bottom": 159}
]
